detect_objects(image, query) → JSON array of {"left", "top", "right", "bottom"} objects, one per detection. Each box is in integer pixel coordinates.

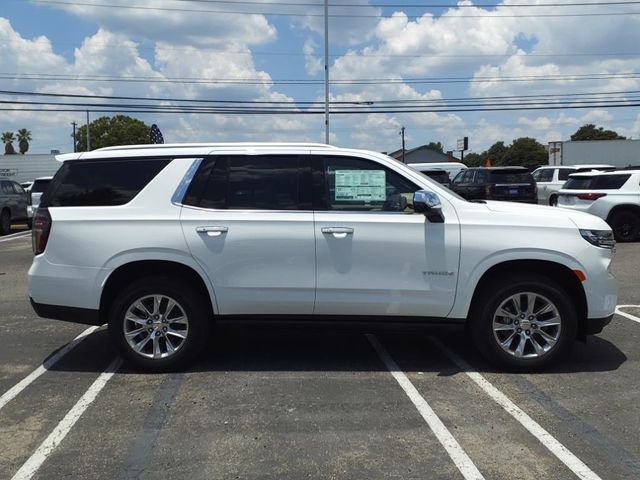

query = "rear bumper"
[
  {"left": 584, "top": 314, "right": 613, "bottom": 336},
  {"left": 30, "top": 298, "right": 102, "bottom": 326}
]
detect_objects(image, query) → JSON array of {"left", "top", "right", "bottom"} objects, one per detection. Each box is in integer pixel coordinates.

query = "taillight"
[
  {"left": 32, "top": 208, "right": 51, "bottom": 255},
  {"left": 576, "top": 193, "right": 607, "bottom": 201}
]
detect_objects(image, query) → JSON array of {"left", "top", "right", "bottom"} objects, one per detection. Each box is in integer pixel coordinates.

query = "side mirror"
[{"left": 413, "top": 190, "right": 445, "bottom": 223}]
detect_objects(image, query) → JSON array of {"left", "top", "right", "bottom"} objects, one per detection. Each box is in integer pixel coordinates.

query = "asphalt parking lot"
[{"left": 1, "top": 228, "right": 640, "bottom": 480}]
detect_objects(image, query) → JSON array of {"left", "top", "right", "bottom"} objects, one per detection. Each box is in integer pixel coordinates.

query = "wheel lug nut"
[
  {"left": 532, "top": 324, "right": 537, "bottom": 329},
  {"left": 528, "top": 316, "right": 534, "bottom": 320},
  {"left": 162, "top": 326, "right": 168, "bottom": 332},
  {"left": 517, "top": 328, "right": 522, "bottom": 333},
  {"left": 526, "top": 330, "right": 530, "bottom": 335},
  {"left": 155, "top": 331, "right": 161, "bottom": 336},
  {"left": 147, "top": 328, "right": 153, "bottom": 333},
  {"left": 146, "top": 319, "right": 152, "bottom": 325}
]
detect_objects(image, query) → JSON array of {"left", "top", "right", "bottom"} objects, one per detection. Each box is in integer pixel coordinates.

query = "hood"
[{"left": 483, "top": 200, "right": 610, "bottom": 230}]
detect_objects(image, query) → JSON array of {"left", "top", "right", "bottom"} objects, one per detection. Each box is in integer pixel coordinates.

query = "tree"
[
  {"left": 17, "top": 128, "right": 32, "bottom": 154},
  {"left": 485, "top": 141, "right": 509, "bottom": 166},
  {"left": 570, "top": 124, "right": 626, "bottom": 141},
  {"left": 75, "top": 115, "right": 152, "bottom": 151},
  {"left": 502, "top": 137, "right": 547, "bottom": 167},
  {"left": 425, "top": 141, "right": 444, "bottom": 153},
  {"left": 2, "top": 132, "right": 16, "bottom": 155}
]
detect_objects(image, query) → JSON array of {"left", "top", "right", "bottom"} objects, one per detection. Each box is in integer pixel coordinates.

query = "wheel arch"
[
  {"left": 467, "top": 259, "right": 589, "bottom": 340},
  {"left": 606, "top": 204, "right": 640, "bottom": 222},
  {"left": 99, "top": 260, "right": 215, "bottom": 325}
]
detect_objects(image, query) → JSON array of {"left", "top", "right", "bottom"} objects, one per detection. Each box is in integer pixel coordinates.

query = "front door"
[
  {"left": 312, "top": 153, "right": 460, "bottom": 318},
  {"left": 180, "top": 154, "right": 316, "bottom": 316}
]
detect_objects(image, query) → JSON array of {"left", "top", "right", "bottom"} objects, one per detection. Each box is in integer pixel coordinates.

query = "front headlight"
[{"left": 580, "top": 229, "right": 615, "bottom": 249}]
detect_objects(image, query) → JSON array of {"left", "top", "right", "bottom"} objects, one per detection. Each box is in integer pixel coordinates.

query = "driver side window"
[{"left": 321, "top": 156, "right": 420, "bottom": 212}]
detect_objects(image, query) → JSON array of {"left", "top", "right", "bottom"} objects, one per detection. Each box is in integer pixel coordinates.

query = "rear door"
[
  {"left": 312, "top": 153, "right": 459, "bottom": 317},
  {"left": 180, "top": 153, "right": 316, "bottom": 316}
]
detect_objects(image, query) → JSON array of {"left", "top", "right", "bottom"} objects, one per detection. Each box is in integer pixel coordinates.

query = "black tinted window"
[
  {"left": 31, "top": 179, "right": 51, "bottom": 194},
  {"left": 1, "top": 181, "right": 13, "bottom": 194},
  {"left": 557, "top": 168, "right": 573, "bottom": 181},
  {"left": 489, "top": 170, "right": 533, "bottom": 183},
  {"left": 322, "top": 156, "right": 419, "bottom": 212},
  {"left": 564, "top": 174, "right": 630, "bottom": 190},
  {"left": 537, "top": 169, "right": 554, "bottom": 182},
  {"left": 474, "top": 170, "right": 489, "bottom": 183},
  {"left": 189, "top": 155, "right": 309, "bottom": 210},
  {"left": 422, "top": 171, "right": 449, "bottom": 184},
  {"left": 41, "top": 158, "right": 170, "bottom": 207}
]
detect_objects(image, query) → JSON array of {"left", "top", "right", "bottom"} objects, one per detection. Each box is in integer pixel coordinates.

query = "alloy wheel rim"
[
  {"left": 123, "top": 294, "right": 189, "bottom": 359},
  {"left": 492, "top": 292, "right": 561, "bottom": 359}
]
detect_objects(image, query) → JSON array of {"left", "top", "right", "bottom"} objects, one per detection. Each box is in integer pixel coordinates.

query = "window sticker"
[{"left": 334, "top": 170, "right": 386, "bottom": 201}]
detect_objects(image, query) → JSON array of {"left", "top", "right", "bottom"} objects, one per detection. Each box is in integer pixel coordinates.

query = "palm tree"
[
  {"left": 17, "top": 128, "right": 32, "bottom": 154},
  {"left": 1, "top": 132, "right": 16, "bottom": 155}
]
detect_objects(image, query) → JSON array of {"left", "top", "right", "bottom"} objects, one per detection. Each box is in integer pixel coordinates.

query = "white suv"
[
  {"left": 557, "top": 169, "right": 640, "bottom": 242},
  {"left": 28, "top": 143, "right": 618, "bottom": 371},
  {"left": 532, "top": 165, "right": 614, "bottom": 205}
]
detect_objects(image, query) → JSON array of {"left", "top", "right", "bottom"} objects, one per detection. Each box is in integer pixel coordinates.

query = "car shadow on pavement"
[{"left": 45, "top": 325, "right": 627, "bottom": 376}]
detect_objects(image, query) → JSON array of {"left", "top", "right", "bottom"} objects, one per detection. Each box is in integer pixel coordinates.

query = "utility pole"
[
  {"left": 400, "top": 126, "right": 405, "bottom": 163},
  {"left": 324, "top": 0, "right": 329, "bottom": 144},
  {"left": 71, "top": 121, "right": 77, "bottom": 153},
  {"left": 86, "top": 110, "right": 91, "bottom": 151}
]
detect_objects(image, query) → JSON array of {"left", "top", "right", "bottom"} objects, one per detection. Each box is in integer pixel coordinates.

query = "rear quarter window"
[
  {"left": 31, "top": 179, "right": 52, "bottom": 194},
  {"left": 41, "top": 158, "right": 171, "bottom": 207},
  {"left": 564, "top": 174, "right": 630, "bottom": 190}
]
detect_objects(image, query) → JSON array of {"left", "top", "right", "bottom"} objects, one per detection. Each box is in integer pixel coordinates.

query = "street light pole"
[
  {"left": 71, "top": 121, "right": 77, "bottom": 153},
  {"left": 324, "top": 0, "right": 329, "bottom": 144},
  {"left": 86, "top": 110, "right": 91, "bottom": 151}
]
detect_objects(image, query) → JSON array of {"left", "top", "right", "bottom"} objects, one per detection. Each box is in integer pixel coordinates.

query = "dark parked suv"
[{"left": 451, "top": 167, "right": 537, "bottom": 203}]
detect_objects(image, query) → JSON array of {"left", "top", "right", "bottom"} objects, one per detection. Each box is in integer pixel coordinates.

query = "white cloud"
[{"left": 303, "top": 38, "right": 322, "bottom": 76}]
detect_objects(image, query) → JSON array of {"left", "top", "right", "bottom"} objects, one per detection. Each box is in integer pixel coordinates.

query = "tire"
[
  {"left": 0, "top": 209, "right": 11, "bottom": 236},
  {"left": 609, "top": 210, "right": 640, "bottom": 242},
  {"left": 548, "top": 195, "right": 558, "bottom": 207},
  {"left": 469, "top": 274, "right": 577, "bottom": 371},
  {"left": 108, "top": 276, "right": 211, "bottom": 371}
]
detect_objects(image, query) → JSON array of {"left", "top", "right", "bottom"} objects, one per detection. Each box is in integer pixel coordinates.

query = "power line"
[
  {"left": 1, "top": 39, "right": 638, "bottom": 60},
  {"left": 29, "top": 0, "right": 640, "bottom": 18},
  {"left": 169, "top": 0, "right": 640, "bottom": 7},
  {"left": 5, "top": 88, "right": 640, "bottom": 106},
  {"left": 2, "top": 71, "right": 640, "bottom": 85}
]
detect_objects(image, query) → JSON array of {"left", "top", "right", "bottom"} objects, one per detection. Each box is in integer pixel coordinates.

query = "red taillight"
[
  {"left": 32, "top": 208, "right": 51, "bottom": 255},
  {"left": 576, "top": 193, "right": 607, "bottom": 201}
]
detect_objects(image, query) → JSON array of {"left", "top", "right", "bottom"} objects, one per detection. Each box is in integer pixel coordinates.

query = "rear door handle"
[
  {"left": 196, "top": 226, "right": 228, "bottom": 237},
  {"left": 321, "top": 227, "right": 354, "bottom": 238}
]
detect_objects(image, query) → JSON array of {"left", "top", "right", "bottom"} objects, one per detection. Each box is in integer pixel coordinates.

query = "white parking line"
[
  {"left": 615, "top": 306, "right": 640, "bottom": 324},
  {"left": 0, "top": 231, "right": 30, "bottom": 243},
  {"left": 11, "top": 357, "right": 122, "bottom": 480},
  {"left": 366, "top": 334, "right": 485, "bottom": 480},
  {"left": 0, "top": 326, "right": 99, "bottom": 412},
  {"left": 430, "top": 337, "right": 602, "bottom": 480}
]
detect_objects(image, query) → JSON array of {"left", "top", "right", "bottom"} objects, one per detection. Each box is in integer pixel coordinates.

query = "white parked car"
[
  {"left": 557, "top": 169, "right": 640, "bottom": 242},
  {"left": 29, "top": 143, "right": 617, "bottom": 371},
  {"left": 532, "top": 165, "right": 614, "bottom": 205}
]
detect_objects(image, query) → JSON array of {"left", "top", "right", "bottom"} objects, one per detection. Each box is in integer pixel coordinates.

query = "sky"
[{"left": 1, "top": 0, "right": 640, "bottom": 155}]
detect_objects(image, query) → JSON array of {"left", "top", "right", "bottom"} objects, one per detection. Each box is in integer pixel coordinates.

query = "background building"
[
  {"left": 0, "top": 154, "right": 61, "bottom": 184},
  {"left": 388, "top": 145, "right": 459, "bottom": 164}
]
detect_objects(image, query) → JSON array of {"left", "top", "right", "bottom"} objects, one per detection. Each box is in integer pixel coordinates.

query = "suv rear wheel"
[
  {"left": 108, "top": 276, "right": 210, "bottom": 371},
  {"left": 470, "top": 274, "right": 577, "bottom": 371},
  {"left": 548, "top": 194, "right": 558, "bottom": 206},
  {"left": 609, "top": 210, "right": 640, "bottom": 242}
]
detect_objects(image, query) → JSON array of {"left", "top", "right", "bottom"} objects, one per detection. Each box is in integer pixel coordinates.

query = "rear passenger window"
[
  {"left": 41, "top": 158, "right": 170, "bottom": 207},
  {"left": 0, "top": 181, "right": 12, "bottom": 194},
  {"left": 185, "top": 155, "right": 310, "bottom": 211},
  {"left": 557, "top": 169, "right": 573, "bottom": 181}
]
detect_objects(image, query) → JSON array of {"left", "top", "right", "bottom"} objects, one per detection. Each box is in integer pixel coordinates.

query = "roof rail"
[{"left": 96, "top": 142, "right": 338, "bottom": 152}]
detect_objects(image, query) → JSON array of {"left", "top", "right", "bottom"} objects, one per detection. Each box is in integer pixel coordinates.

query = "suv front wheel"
[
  {"left": 108, "top": 276, "right": 210, "bottom": 371},
  {"left": 470, "top": 275, "right": 577, "bottom": 371}
]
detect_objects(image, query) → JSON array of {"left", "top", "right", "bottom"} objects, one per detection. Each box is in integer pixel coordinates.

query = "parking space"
[{"left": 1, "top": 235, "right": 640, "bottom": 480}]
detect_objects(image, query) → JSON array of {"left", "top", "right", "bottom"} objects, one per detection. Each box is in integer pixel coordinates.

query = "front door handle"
[
  {"left": 196, "top": 226, "right": 228, "bottom": 237},
  {"left": 321, "top": 227, "right": 354, "bottom": 238}
]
